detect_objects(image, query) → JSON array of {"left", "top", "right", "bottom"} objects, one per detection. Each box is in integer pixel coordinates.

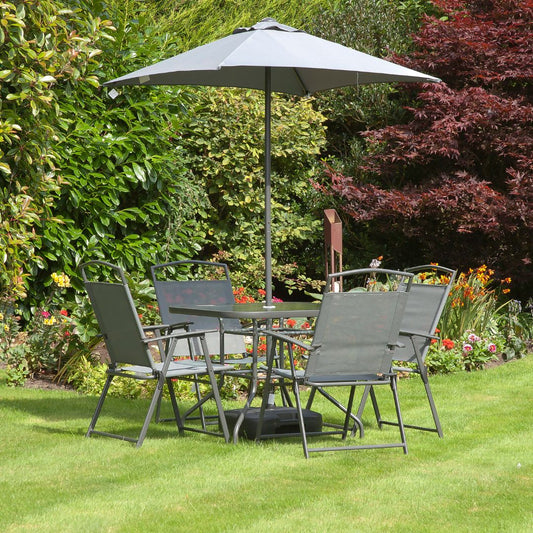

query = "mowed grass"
[{"left": 0, "top": 357, "right": 531, "bottom": 533}]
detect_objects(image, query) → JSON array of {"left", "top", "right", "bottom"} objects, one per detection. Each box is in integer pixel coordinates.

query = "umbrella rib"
[{"left": 292, "top": 68, "right": 309, "bottom": 96}]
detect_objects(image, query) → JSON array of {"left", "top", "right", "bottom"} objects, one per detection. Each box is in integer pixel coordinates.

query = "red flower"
[
  {"left": 286, "top": 319, "right": 296, "bottom": 328},
  {"left": 442, "top": 338, "right": 455, "bottom": 350},
  {"left": 60, "top": 309, "right": 68, "bottom": 316}
]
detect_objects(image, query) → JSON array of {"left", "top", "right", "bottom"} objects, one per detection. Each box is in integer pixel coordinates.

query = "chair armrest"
[
  {"left": 263, "top": 329, "right": 313, "bottom": 351},
  {"left": 142, "top": 322, "right": 192, "bottom": 336},
  {"left": 168, "top": 321, "right": 194, "bottom": 331},
  {"left": 388, "top": 341, "right": 407, "bottom": 349},
  {"left": 143, "top": 328, "right": 218, "bottom": 345},
  {"left": 400, "top": 329, "right": 439, "bottom": 340},
  {"left": 143, "top": 324, "right": 170, "bottom": 333}
]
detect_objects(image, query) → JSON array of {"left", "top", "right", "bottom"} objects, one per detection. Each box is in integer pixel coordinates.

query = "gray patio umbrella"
[{"left": 105, "top": 18, "right": 440, "bottom": 306}]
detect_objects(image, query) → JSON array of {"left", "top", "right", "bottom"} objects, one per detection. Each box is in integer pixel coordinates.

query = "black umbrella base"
[{"left": 223, "top": 406, "right": 322, "bottom": 440}]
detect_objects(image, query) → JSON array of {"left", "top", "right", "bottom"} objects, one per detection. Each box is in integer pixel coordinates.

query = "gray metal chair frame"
[
  {"left": 81, "top": 261, "right": 231, "bottom": 447},
  {"left": 259, "top": 268, "right": 413, "bottom": 458},
  {"left": 356, "top": 264, "right": 457, "bottom": 437}
]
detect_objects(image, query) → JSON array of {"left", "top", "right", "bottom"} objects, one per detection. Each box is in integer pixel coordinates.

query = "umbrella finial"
[{"left": 233, "top": 18, "right": 302, "bottom": 35}]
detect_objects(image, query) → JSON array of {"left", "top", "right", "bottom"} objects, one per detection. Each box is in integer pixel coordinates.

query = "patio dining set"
[
  {"left": 85, "top": 17, "right": 449, "bottom": 458},
  {"left": 81, "top": 259, "right": 456, "bottom": 458}
]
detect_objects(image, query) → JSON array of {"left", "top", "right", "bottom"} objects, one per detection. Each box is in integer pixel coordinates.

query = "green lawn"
[{"left": 1, "top": 357, "right": 531, "bottom": 532}]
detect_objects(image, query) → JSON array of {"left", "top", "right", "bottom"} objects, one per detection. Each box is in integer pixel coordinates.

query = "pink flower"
[
  {"left": 41, "top": 311, "right": 51, "bottom": 318},
  {"left": 468, "top": 333, "right": 480, "bottom": 343},
  {"left": 488, "top": 343, "right": 497, "bottom": 353},
  {"left": 463, "top": 343, "right": 473, "bottom": 353}
]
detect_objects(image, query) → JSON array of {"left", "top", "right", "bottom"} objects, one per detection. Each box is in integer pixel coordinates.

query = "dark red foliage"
[{"left": 327, "top": 0, "right": 533, "bottom": 297}]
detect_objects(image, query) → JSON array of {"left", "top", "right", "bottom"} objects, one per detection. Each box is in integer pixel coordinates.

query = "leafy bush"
[
  {"left": 180, "top": 89, "right": 327, "bottom": 292},
  {"left": 1, "top": 0, "right": 209, "bottom": 317},
  {"left": 421, "top": 264, "right": 532, "bottom": 373},
  {"left": 425, "top": 331, "right": 502, "bottom": 374},
  {"left": 438, "top": 266, "right": 511, "bottom": 341}
]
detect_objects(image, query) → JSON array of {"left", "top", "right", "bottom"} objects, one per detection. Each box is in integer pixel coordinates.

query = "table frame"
[{"left": 170, "top": 302, "right": 320, "bottom": 442}]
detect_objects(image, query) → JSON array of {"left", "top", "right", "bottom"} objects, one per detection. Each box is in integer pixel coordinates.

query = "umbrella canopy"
[{"left": 105, "top": 18, "right": 440, "bottom": 306}]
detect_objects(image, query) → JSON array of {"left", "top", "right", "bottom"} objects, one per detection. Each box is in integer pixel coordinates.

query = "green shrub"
[{"left": 180, "top": 89, "right": 327, "bottom": 291}]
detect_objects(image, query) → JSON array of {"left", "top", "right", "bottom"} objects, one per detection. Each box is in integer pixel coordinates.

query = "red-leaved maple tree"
[{"left": 325, "top": 0, "right": 532, "bottom": 297}]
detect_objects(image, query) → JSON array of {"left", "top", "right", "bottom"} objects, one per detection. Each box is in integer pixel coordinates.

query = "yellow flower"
[
  {"left": 0, "top": 313, "right": 3, "bottom": 321},
  {"left": 51, "top": 272, "right": 71, "bottom": 288},
  {"left": 44, "top": 316, "right": 56, "bottom": 326}
]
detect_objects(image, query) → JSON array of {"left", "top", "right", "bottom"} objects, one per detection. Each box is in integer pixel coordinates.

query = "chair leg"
[
  {"left": 306, "top": 387, "right": 317, "bottom": 409},
  {"left": 390, "top": 376, "right": 408, "bottom": 454},
  {"left": 307, "top": 386, "right": 364, "bottom": 437},
  {"left": 357, "top": 385, "right": 383, "bottom": 428},
  {"left": 369, "top": 386, "right": 384, "bottom": 428},
  {"left": 136, "top": 373, "right": 166, "bottom": 448},
  {"left": 293, "top": 380, "right": 310, "bottom": 459},
  {"left": 86, "top": 374, "right": 114, "bottom": 438},
  {"left": 342, "top": 386, "right": 357, "bottom": 440},
  {"left": 373, "top": 369, "right": 444, "bottom": 437},
  {"left": 356, "top": 385, "right": 370, "bottom": 420},
  {"left": 420, "top": 370, "right": 444, "bottom": 437},
  {"left": 201, "top": 336, "right": 230, "bottom": 443},
  {"left": 166, "top": 377, "right": 185, "bottom": 435}
]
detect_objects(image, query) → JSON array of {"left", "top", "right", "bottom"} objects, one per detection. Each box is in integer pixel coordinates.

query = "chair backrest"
[
  {"left": 394, "top": 265, "right": 457, "bottom": 363},
  {"left": 81, "top": 261, "right": 155, "bottom": 368},
  {"left": 305, "top": 269, "right": 412, "bottom": 382},
  {"left": 151, "top": 260, "right": 245, "bottom": 356}
]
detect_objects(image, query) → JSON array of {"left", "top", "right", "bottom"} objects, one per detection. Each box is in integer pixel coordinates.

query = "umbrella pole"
[{"left": 264, "top": 67, "right": 273, "bottom": 308}]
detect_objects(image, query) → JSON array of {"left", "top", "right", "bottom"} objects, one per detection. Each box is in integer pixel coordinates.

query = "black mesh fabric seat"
[
  {"left": 81, "top": 261, "right": 232, "bottom": 447},
  {"left": 260, "top": 268, "right": 414, "bottom": 458},
  {"left": 357, "top": 264, "right": 457, "bottom": 437}
]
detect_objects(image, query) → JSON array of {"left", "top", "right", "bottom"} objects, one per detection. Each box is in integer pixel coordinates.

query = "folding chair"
[
  {"left": 260, "top": 268, "right": 413, "bottom": 458},
  {"left": 151, "top": 260, "right": 260, "bottom": 427},
  {"left": 357, "top": 264, "right": 456, "bottom": 437},
  {"left": 81, "top": 260, "right": 231, "bottom": 447}
]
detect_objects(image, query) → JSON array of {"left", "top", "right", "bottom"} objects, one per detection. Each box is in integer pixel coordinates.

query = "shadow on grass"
[{"left": 1, "top": 393, "right": 219, "bottom": 442}]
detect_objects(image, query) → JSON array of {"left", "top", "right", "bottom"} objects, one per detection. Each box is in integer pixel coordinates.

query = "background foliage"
[
  {"left": 0, "top": 0, "right": 210, "bottom": 316},
  {"left": 323, "top": 0, "right": 532, "bottom": 298},
  {"left": 1, "top": 0, "right": 334, "bottom": 312},
  {"left": 1, "top": 0, "right": 531, "bottom": 387}
]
